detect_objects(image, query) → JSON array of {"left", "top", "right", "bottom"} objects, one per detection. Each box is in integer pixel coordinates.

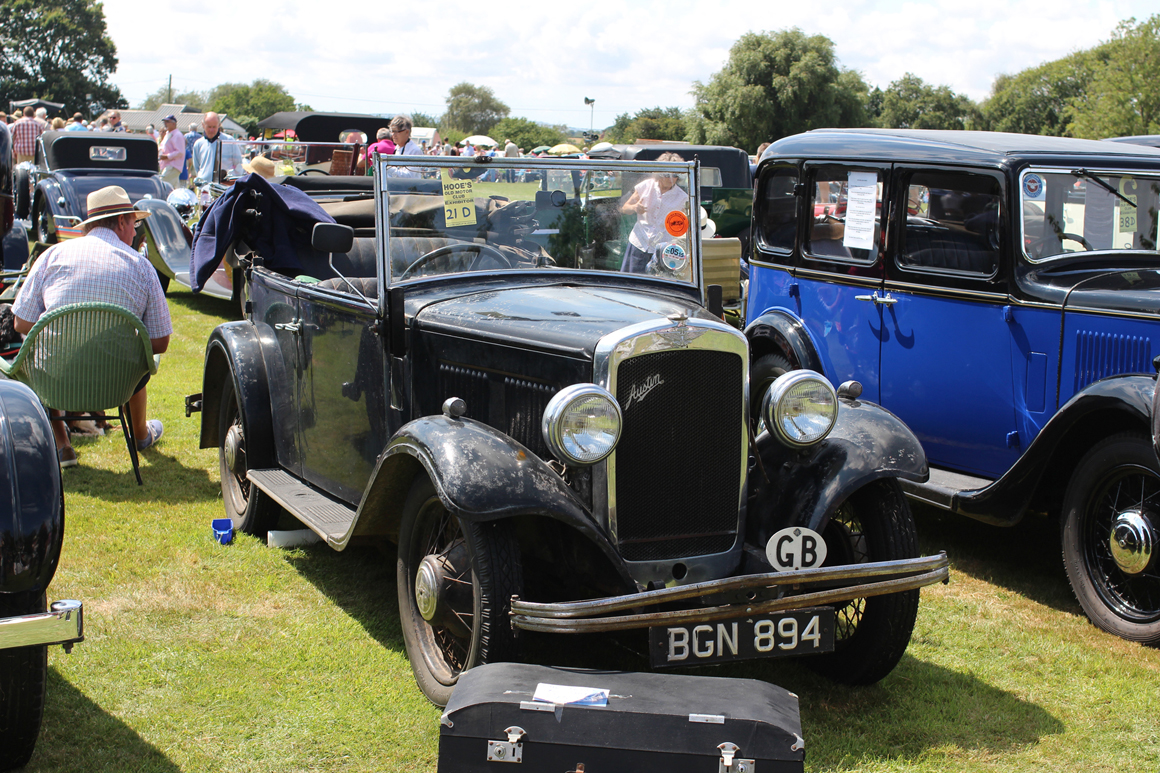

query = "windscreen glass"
[
  {"left": 375, "top": 158, "right": 697, "bottom": 285},
  {"left": 1021, "top": 168, "right": 1160, "bottom": 261}
]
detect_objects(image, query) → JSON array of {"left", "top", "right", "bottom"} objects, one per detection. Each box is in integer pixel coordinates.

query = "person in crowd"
[
  {"left": 442, "top": 139, "right": 453, "bottom": 155},
  {"left": 619, "top": 152, "right": 689, "bottom": 274},
  {"left": 34, "top": 107, "right": 49, "bottom": 129},
  {"left": 97, "top": 117, "right": 110, "bottom": 132},
  {"left": 50, "top": 117, "right": 65, "bottom": 130},
  {"left": 0, "top": 112, "right": 7, "bottom": 125},
  {"left": 66, "top": 112, "right": 88, "bottom": 131},
  {"left": 108, "top": 111, "right": 125, "bottom": 132},
  {"left": 156, "top": 115, "right": 185, "bottom": 187},
  {"left": 192, "top": 112, "right": 243, "bottom": 183},
  {"left": 183, "top": 122, "right": 202, "bottom": 186},
  {"left": 12, "top": 185, "right": 172, "bottom": 467},
  {"left": 364, "top": 127, "right": 396, "bottom": 166},
  {"left": 11, "top": 107, "right": 43, "bottom": 164},
  {"left": 503, "top": 138, "right": 519, "bottom": 181},
  {"left": 144, "top": 123, "right": 158, "bottom": 141},
  {"left": 385, "top": 114, "right": 424, "bottom": 178}
]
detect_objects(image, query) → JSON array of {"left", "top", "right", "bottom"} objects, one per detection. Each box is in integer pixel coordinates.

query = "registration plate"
[{"left": 649, "top": 607, "right": 835, "bottom": 667}]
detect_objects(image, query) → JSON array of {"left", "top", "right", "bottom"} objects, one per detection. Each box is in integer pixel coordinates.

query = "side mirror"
[{"left": 311, "top": 222, "right": 354, "bottom": 254}]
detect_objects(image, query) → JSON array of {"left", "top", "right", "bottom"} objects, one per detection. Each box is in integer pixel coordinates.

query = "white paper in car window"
[{"left": 842, "top": 171, "right": 878, "bottom": 251}]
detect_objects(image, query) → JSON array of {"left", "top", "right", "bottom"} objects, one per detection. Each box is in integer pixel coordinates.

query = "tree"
[
  {"left": 410, "top": 111, "right": 439, "bottom": 128},
  {"left": 137, "top": 84, "right": 209, "bottom": 112},
  {"left": 0, "top": 0, "right": 126, "bottom": 117},
  {"left": 877, "top": 73, "right": 978, "bottom": 130},
  {"left": 977, "top": 49, "right": 1107, "bottom": 136},
  {"left": 490, "top": 117, "right": 565, "bottom": 151},
  {"left": 689, "top": 29, "right": 869, "bottom": 152},
  {"left": 605, "top": 107, "right": 686, "bottom": 144},
  {"left": 1068, "top": 15, "right": 1160, "bottom": 138},
  {"left": 442, "top": 82, "right": 509, "bottom": 136},
  {"left": 208, "top": 79, "right": 299, "bottom": 135}
]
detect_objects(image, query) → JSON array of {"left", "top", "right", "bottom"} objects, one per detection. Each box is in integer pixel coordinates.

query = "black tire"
[
  {"left": 750, "top": 352, "right": 793, "bottom": 429},
  {"left": 218, "top": 378, "right": 280, "bottom": 536},
  {"left": 806, "top": 480, "right": 920, "bottom": 685},
  {"left": 13, "top": 167, "right": 30, "bottom": 220},
  {"left": 33, "top": 203, "right": 56, "bottom": 245},
  {"left": 0, "top": 592, "right": 48, "bottom": 771},
  {"left": 397, "top": 476, "right": 522, "bottom": 707},
  {"left": 1061, "top": 433, "right": 1160, "bottom": 644}
]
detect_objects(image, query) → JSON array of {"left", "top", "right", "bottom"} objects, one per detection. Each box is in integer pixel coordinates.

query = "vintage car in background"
[
  {"left": 748, "top": 128, "right": 1160, "bottom": 645},
  {"left": 188, "top": 153, "right": 948, "bottom": 706},
  {"left": 0, "top": 122, "right": 84, "bottom": 771},
  {"left": 11, "top": 130, "right": 217, "bottom": 298}
]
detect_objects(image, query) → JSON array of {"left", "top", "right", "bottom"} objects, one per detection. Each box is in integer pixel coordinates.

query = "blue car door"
[
  {"left": 793, "top": 162, "right": 889, "bottom": 401},
  {"left": 879, "top": 167, "right": 1020, "bottom": 478}
]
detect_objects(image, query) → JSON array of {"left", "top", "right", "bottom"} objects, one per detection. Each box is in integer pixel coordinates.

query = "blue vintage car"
[{"left": 747, "top": 129, "right": 1160, "bottom": 645}]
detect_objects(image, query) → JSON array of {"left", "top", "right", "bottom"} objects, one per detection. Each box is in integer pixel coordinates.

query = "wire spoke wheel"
[
  {"left": 807, "top": 480, "right": 919, "bottom": 685},
  {"left": 1063, "top": 433, "right": 1160, "bottom": 643},
  {"left": 398, "top": 476, "right": 522, "bottom": 706}
]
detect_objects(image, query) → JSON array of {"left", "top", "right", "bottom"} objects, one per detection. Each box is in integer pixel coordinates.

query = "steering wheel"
[
  {"left": 398, "top": 243, "right": 514, "bottom": 280},
  {"left": 1027, "top": 231, "right": 1093, "bottom": 258},
  {"left": 297, "top": 168, "right": 330, "bottom": 176}
]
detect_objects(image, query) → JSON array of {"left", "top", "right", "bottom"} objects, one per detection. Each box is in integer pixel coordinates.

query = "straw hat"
[
  {"left": 79, "top": 186, "right": 151, "bottom": 228},
  {"left": 243, "top": 155, "right": 277, "bottom": 179}
]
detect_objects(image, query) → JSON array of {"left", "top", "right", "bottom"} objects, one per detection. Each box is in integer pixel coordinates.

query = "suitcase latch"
[
  {"left": 487, "top": 726, "right": 526, "bottom": 763},
  {"left": 718, "top": 742, "right": 756, "bottom": 772}
]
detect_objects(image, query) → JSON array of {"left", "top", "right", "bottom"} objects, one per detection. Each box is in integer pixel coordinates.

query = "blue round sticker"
[
  {"left": 1023, "top": 173, "right": 1044, "bottom": 199},
  {"left": 661, "top": 243, "right": 687, "bottom": 270}
]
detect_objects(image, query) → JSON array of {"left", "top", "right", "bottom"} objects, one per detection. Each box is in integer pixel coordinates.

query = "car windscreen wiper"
[{"left": 1071, "top": 168, "right": 1137, "bottom": 209}]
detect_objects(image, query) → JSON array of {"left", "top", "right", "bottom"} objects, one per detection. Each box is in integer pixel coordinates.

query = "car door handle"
[
  {"left": 274, "top": 321, "right": 301, "bottom": 333},
  {"left": 855, "top": 292, "right": 897, "bottom": 306}
]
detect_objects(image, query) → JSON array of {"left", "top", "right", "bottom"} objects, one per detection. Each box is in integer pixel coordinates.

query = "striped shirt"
[
  {"left": 11, "top": 116, "right": 42, "bottom": 157},
  {"left": 13, "top": 228, "right": 173, "bottom": 339}
]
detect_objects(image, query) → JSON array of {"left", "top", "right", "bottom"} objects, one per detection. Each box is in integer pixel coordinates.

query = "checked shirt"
[
  {"left": 11, "top": 116, "right": 42, "bottom": 158},
  {"left": 13, "top": 227, "right": 173, "bottom": 339}
]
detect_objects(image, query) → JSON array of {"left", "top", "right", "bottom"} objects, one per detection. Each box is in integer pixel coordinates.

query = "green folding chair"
[{"left": 0, "top": 302, "right": 161, "bottom": 484}]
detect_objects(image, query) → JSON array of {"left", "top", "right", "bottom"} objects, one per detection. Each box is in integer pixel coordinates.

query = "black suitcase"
[{"left": 438, "top": 663, "right": 804, "bottom": 772}]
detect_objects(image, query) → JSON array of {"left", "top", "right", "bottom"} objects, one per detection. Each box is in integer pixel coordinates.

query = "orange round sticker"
[{"left": 665, "top": 210, "right": 689, "bottom": 237}]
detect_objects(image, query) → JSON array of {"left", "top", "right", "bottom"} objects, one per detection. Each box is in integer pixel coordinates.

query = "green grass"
[{"left": 26, "top": 288, "right": 1160, "bottom": 772}]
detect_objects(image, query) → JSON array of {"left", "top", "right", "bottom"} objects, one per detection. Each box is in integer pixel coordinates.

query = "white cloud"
[{"left": 100, "top": 0, "right": 1155, "bottom": 128}]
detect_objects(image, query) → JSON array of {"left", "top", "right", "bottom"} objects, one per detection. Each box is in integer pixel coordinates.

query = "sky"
[{"left": 102, "top": 0, "right": 1156, "bottom": 132}]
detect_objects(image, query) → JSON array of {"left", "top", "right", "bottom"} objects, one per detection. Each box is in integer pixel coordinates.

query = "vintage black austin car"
[
  {"left": 0, "top": 122, "right": 84, "bottom": 771},
  {"left": 748, "top": 129, "right": 1160, "bottom": 645},
  {"left": 191, "top": 153, "right": 947, "bottom": 706}
]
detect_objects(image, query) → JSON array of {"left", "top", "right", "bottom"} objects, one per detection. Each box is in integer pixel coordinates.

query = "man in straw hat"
[{"left": 13, "top": 185, "right": 172, "bottom": 468}]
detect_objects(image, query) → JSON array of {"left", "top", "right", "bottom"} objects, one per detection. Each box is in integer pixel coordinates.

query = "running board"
[
  {"left": 247, "top": 468, "right": 355, "bottom": 548},
  {"left": 900, "top": 467, "right": 993, "bottom": 512}
]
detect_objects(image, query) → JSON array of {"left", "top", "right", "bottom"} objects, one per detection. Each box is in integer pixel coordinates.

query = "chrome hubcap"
[
  {"left": 223, "top": 424, "right": 245, "bottom": 475},
  {"left": 1109, "top": 508, "right": 1154, "bottom": 575},
  {"left": 415, "top": 556, "right": 444, "bottom": 622}
]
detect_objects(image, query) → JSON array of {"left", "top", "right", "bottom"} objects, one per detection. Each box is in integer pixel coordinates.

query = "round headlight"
[
  {"left": 762, "top": 371, "right": 838, "bottom": 447},
  {"left": 541, "top": 384, "right": 622, "bottom": 465}
]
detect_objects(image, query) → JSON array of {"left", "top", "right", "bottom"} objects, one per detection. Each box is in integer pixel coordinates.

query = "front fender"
[
  {"left": 745, "top": 308, "right": 823, "bottom": 372},
  {"left": 198, "top": 322, "right": 277, "bottom": 469},
  {"left": 0, "top": 380, "right": 63, "bottom": 595},
  {"left": 747, "top": 397, "right": 927, "bottom": 542},
  {"left": 136, "top": 197, "right": 190, "bottom": 279},
  {"left": 352, "top": 415, "right": 633, "bottom": 587}
]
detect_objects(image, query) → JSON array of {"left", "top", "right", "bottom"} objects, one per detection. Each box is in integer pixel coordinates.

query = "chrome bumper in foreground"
[
  {"left": 0, "top": 599, "right": 84, "bottom": 650},
  {"left": 511, "top": 553, "right": 948, "bottom": 633}
]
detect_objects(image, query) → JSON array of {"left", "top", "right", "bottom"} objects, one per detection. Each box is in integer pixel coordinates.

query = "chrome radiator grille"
[{"left": 611, "top": 348, "right": 745, "bottom": 561}]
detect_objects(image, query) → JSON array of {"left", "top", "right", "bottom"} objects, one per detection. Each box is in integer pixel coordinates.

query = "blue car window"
[
  {"left": 806, "top": 166, "right": 881, "bottom": 266},
  {"left": 899, "top": 171, "right": 1001, "bottom": 277},
  {"left": 755, "top": 165, "right": 798, "bottom": 258}
]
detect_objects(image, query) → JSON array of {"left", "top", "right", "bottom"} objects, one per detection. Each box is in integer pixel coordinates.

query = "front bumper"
[
  {"left": 511, "top": 553, "right": 948, "bottom": 633},
  {"left": 0, "top": 599, "right": 84, "bottom": 650}
]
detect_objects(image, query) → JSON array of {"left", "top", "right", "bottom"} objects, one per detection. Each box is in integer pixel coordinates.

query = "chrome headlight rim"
[
  {"left": 541, "top": 383, "right": 623, "bottom": 466},
  {"left": 761, "top": 370, "right": 838, "bottom": 448}
]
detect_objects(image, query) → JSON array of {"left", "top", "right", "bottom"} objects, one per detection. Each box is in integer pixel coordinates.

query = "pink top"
[{"left": 158, "top": 130, "right": 185, "bottom": 173}]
